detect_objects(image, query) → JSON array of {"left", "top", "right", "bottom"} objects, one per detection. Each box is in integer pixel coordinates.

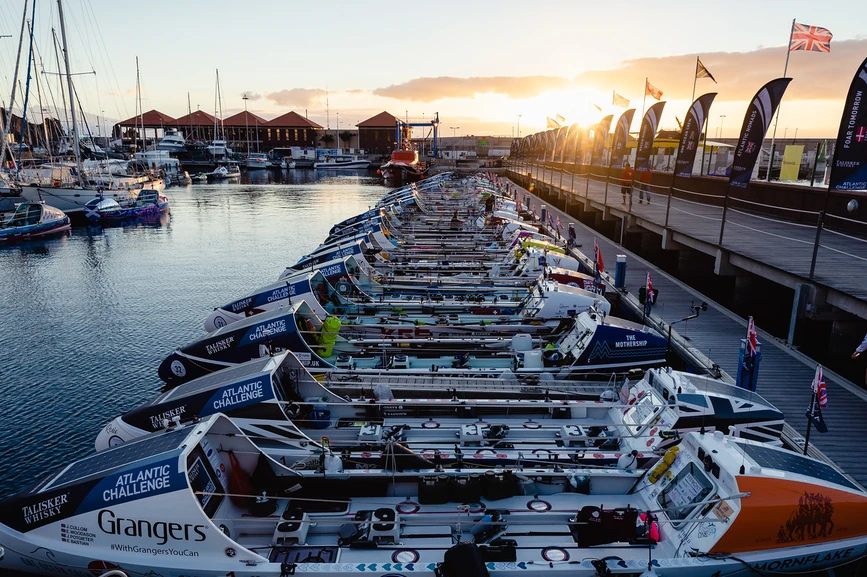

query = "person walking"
[
  {"left": 852, "top": 333, "right": 867, "bottom": 385},
  {"left": 638, "top": 169, "right": 652, "bottom": 204},
  {"left": 620, "top": 162, "right": 634, "bottom": 205}
]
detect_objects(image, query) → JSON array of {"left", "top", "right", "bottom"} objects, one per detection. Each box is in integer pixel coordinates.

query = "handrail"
[{"left": 729, "top": 195, "right": 821, "bottom": 216}]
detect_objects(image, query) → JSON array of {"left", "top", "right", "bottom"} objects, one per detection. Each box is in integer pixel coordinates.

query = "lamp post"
[
  {"left": 336, "top": 112, "right": 339, "bottom": 152},
  {"left": 719, "top": 115, "right": 725, "bottom": 139},
  {"left": 449, "top": 126, "right": 459, "bottom": 167},
  {"left": 517, "top": 114, "right": 521, "bottom": 138}
]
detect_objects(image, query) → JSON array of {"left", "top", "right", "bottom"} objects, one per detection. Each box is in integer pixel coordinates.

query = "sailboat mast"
[
  {"left": 57, "top": 0, "right": 84, "bottom": 184},
  {"left": 187, "top": 92, "right": 192, "bottom": 140},
  {"left": 135, "top": 56, "right": 142, "bottom": 151},
  {"left": 0, "top": 2, "right": 29, "bottom": 171},
  {"left": 51, "top": 28, "right": 70, "bottom": 143},
  {"left": 217, "top": 70, "right": 224, "bottom": 141}
]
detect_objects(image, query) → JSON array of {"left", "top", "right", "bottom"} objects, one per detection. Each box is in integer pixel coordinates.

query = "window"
[
  {"left": 657, "top": 462, "right": 714, "bottom": 526},
  {"left": 267, "top": 129, "right": 272, "bottom": 140},
  {"left": 294, "top": 129, "right": 299, "bottom": 141}
]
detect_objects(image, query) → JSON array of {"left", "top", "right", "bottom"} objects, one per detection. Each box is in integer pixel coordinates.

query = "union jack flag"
[
  {"left": 790, "top": 23, "right": 833, "bottom": 52},
  {"left": 594, "top": 238, "right": 604, "bottom": 274},
  {"left": 747, "top": 317, "right": 758, "bottom": 358},
  {"left": 556, "top": 216, "right": 564, "bottom": 230},
  {"left": 812, "top": 364, "right": 829, "bottom": 408}
]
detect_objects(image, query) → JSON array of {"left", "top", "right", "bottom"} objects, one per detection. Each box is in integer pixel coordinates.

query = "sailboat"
[
  {"left": 17, "top": 0, "right": 142, "bottom": 214},
  {"left": 206, "top": 70, "right": 233, "bottom": 159}
]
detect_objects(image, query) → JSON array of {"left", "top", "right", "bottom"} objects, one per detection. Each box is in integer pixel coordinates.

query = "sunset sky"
[{"left": 3, "top": 0, "right": 866, "bottom": 138}]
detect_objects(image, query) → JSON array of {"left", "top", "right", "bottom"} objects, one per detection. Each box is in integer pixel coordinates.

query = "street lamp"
[
  {"left": 719, "top": 115, "right": 726, "bottom": 139},
  {"left": 449, "top": 126, "right": 459, "bottom": 165},
  {"left": 336, "top": 112, "right": 339, "bottom": 151},
  {"left": 517, "top": 114, "right": 521, "bottom": 138}
]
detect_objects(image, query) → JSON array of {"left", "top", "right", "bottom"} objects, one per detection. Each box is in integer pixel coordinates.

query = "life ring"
[{"left": 336, "top": 281, "right": 351, "bottom": 295}]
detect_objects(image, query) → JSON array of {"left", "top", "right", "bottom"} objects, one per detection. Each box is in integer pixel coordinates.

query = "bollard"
[
  {"left": 614, "top": 255, "right": 627, "bottom": 288},
  {"left": 736, "top": 339, "right": 762, "bottom": 391},
  {"left": 540, "top": 205, "right": 547, "bottom": 224}
]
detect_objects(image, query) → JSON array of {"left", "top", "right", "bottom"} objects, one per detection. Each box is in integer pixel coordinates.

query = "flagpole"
[
  {"left": 691, "top": 56, "right": 698, "bottom": 103},
  {"left": 803, "top": 392, "right": 815, "bottom": 456},
  {"left": 766, "top": 18, "right": 796, "bottom": 181},
  {"left": 584, "top": 125, "right": 597, "bottom": 199}
]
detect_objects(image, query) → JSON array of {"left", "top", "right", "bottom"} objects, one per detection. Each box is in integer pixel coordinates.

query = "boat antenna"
[
  {"left": 0, "top": 2, "right": 28, "bottom": 174},
  {"left": 57, "top": 0, "right": 85, "bottom": 186}
]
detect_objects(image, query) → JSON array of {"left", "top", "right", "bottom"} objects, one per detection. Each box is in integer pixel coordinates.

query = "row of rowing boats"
[{"left": 1, "top": 173, "right": 864, "bottom": 577}]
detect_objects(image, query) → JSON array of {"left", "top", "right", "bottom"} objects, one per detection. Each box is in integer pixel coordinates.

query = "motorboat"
[
  {"left": 157, "top": 300, "right": 667, "bottom": 386},
  {"left": 157, "top": 132, "right": 186, "bottom": 152},
  {"left": 245, "top": 153, "right": 270, "bottom": 170},
  {"left": 82, "top": 189, "right": 169, "bottom": 222},
  {"left": 207, "top": 163, "right": 240, "bottom": 180},
  {"left": 313, "top": 155, "right": 371, "bottom": 170},
  {"left": 0, "top": 201, "right": 70, "bottom": 241},
  {"left": 206, "top": 139, "right": 232, "bottom": 157},
  {"left": 100, "top": 351, "right": 786, "bottom": 455},
  {"left": 380, "top": 140, "right": 427, "bottom": 182},
  {"left": 3, "top": 412, "right": 865, "bottom": 577}
]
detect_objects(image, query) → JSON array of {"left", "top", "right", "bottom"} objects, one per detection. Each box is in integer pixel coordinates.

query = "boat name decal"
[
  {"left": 149, "top": 407, "right": 186, "bottom": 430},
  {"left": 211, "top": 380, "right": 265, "bottom": 411},
  {"left": 615, "top": 335, "right": 648, "bottom": 348},
  {"left": 102, "top": 465, "right": 172, "bottom": 503},
  {"left": 22, "top": 494, "right": 69, "bottom": 526},
  {"left": 753, "top": 547, "right": 854, "bottom": 572},
  {"left": 320, "top": 264, "right": 345, "bottom": 278},
  {"left": 205, "top": 336, "right": 235, "bottom": 356},
  {"left": 97, "top": 509, "right": 206, "bottom": 545},
  {"left": 249, "top": 319, "right": 287, "bottom": 342},
  {"left": 229, "top": 297, "right": 253, "bottom": 313},
  {"left": 267, "top": 285, "right": 291, "bottom": 303}
]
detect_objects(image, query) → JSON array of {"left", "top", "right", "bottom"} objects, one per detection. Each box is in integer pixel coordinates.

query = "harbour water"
[{"left": 0, "top": 174, "right": 388, "bottom": 496}]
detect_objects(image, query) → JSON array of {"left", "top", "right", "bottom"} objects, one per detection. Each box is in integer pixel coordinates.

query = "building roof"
[
  {"left": 116, "top": 109, "right": 176, "bottom": 126},
  {"left": 223, "top": 111, "right": 269, "bottom": 127},
  {"left": 266, "top": 111, "right": 322, "bottom": 129},
  {"left": 357, "top": 111, "right": 398, "bottom": 128},
  {"left": 172, "top": 110, "right": 217, "bottom": 127}
]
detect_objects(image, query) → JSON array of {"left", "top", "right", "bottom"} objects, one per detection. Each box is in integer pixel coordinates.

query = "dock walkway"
[
  {"left": 523, "top": 165, "right": 867, "bottom": 318},
  {"left": 505, "top": 177, "right": 867, "bottom": 488}
]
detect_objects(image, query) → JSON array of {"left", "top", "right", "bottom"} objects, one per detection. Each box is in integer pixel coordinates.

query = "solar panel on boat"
[
  {"left": 48, "top": 427, "right": 190, "bottom": 490},
  {"left": 739, "top": 442, "right": 859, "bottom": 491}
]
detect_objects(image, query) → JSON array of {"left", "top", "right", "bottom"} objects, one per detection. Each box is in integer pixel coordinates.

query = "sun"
[{"left": 516, "top": 86, "right": 612, "bottom": 131}]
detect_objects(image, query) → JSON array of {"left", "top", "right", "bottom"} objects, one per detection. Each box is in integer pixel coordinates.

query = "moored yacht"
[
  {"left": 313, "top": 155, "right": 371, "bottom": 170},
  {"left": 0, "top": 201, "right": 70, "bottom": 241},
  {"left": 244, "top": 153, "right": 269, "bottom": 170},
  {"left": 157, "top": 131, "right": 186, "bottom": 152}
]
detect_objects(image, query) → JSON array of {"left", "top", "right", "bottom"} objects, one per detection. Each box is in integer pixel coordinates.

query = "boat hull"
[
  {"left": 19, "top": 186, "right": 138, "bottom": 214},
  {"left": 314, "top": 160, "right": 371, "bottom": 169},
  {"left": 0, "top": 218, "right": 70, "bottom": 241}
]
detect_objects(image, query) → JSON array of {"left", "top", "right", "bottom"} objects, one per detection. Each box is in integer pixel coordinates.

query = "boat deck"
[{"left": 507, "top": 178, "right": 867, "bottom": 488}]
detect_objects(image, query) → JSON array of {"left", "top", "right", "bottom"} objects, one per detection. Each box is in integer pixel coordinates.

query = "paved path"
[
  {"left": 525, "top": 165, "right": 867, "bottom": 306},
  {"left": 507, "top": 177, "right": 867, "bottom": 487}
]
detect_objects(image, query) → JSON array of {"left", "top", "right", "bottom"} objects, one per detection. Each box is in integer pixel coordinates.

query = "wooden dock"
[
  {"left": 505, "top": 176, "right": 867, "bottom": 488},
  {"left": 521, "top": 165, "right": 867, "bottom": 319}
]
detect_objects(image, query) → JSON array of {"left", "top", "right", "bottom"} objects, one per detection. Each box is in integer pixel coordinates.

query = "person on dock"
[
  {"left": 620, "top": 163, "right": 633, "bottom": 205},
  {"left": 637, "top": 169, "right": 652, "bottom": 204},
  {"left": 852, "top": 333, "right": 867, "bottom": 384}
]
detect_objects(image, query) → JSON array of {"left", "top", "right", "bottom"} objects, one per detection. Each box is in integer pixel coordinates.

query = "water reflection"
[{"left": 0, "top": 178, "right": 389, "bottom": 496}]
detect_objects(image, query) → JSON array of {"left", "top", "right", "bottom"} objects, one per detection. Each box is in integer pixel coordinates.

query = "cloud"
[
  {"left": 241, "top": 92, "right": 262, "bottom": 101},
  {"left": 266, "top": 88, "right": 326, "bottom": 107},
  {"left": 575, "top": 38, "right": 867, "bottom": 102},
  {"left": 373, "top": 76, "right": 571, "bottom": 102}
]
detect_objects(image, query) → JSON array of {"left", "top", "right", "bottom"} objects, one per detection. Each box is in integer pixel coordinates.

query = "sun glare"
[{"left": 516, "top": 87, "right": 611, "bottom": 130}]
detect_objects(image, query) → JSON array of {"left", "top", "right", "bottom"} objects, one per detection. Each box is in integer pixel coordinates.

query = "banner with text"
[
  {"left": 728, "top": 78, "right": 792, "bottom": 189},
  {"left": 780, "top": 145, "right": 805, "bottom": 181},
  {"left": 675, "top": 93, "right": 717, "bottom": 178},
  {"left": 828, "top": 56, "right": 867, "bottom": 191},
  {"left": 634, "top": 101, "right": 666, "bottom": 173},
  {"left": 609, "top": 109, "right": 635, "bottom": 169},
  {"left": 592, "top": 115, "right": 614, "bottom": 166}
]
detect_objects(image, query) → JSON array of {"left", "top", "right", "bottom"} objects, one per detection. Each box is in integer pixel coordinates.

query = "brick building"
[{"left": 357, "top": 111, "right": 399, "bottom": 154}]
